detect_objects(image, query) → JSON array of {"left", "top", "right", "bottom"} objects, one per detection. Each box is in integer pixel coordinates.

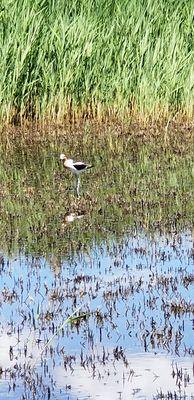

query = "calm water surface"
[
  {"left": 0, "top": 229, "right": 193, "bottom": 399},
  {"left": 0, "top": 128, "right": 193, "bottom": 399}
]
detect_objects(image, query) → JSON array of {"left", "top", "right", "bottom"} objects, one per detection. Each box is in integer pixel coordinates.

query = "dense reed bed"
[{"left": 0, "top": 0, "right": 193, "bottom": 123}]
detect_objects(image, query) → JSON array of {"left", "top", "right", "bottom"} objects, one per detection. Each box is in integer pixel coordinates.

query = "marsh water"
[{"left": 0, "top": 125, "right": 193, "bottom": 400}]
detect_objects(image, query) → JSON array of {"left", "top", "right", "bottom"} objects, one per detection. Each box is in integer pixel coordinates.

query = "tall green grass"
[{"left": 0, "top": 0, "right": 193, "bottom": 122}]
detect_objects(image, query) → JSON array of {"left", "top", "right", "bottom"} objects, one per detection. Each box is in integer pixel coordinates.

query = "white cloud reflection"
[{"left": 54, "top": 352, "right": 194, "bottom": 399}]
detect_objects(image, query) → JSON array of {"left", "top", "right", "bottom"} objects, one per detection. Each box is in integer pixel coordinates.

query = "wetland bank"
[{"left": 0, "top": 122, "right": 193, "bottom": 400}]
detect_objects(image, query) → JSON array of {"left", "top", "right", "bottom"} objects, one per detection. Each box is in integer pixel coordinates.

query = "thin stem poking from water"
[{"left": 30, "top": 303, "right": 87, "bottom": 369}]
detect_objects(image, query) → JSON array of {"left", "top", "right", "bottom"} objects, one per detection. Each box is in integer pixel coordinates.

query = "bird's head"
[{"left": 60, "top": 153, "right": 66, "bottom": 161}]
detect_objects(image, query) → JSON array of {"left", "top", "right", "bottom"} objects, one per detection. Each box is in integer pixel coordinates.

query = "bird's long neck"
[{"left": 64, "top": 159, "right": 73, "bottom": 168}]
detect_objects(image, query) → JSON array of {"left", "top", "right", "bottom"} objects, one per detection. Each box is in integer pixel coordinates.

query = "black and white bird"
[{"left": 60, "top": 154, "right": 93, "bottom": 196}]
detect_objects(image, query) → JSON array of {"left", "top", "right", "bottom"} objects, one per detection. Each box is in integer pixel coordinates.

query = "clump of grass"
[{"left": 0, "top": 0, "right": 193, "bottom": 123}]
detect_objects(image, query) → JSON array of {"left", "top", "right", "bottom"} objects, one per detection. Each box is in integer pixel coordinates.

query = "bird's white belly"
[{"left": 68, "top": 166, "right": 79, "bottom": 175}]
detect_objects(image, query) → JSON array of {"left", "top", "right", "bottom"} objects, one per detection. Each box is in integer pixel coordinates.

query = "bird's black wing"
[{"left": 73, "top": 162, "right": 88, "bottom": 171}]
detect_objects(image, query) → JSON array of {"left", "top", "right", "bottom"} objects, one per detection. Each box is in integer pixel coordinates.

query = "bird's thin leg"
[
  {"left": 76, "top": 176, "right": 80, "bottom": 197},
  {"left": 74, "top": 176, "right": 77, "bottom": 192}
]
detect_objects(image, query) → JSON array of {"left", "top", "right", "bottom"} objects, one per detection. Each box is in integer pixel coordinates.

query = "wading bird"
[{"left": 60, "top": 154, "right": 93, "bottom": 196}]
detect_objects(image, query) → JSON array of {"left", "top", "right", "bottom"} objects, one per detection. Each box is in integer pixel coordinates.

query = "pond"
[{"left": 0, "top": 124, "right": 193, "bottom": 399}]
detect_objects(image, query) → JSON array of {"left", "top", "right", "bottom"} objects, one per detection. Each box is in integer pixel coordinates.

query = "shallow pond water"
[{"left": 0, "top": 126, "right": 193, "bottom": 399}]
